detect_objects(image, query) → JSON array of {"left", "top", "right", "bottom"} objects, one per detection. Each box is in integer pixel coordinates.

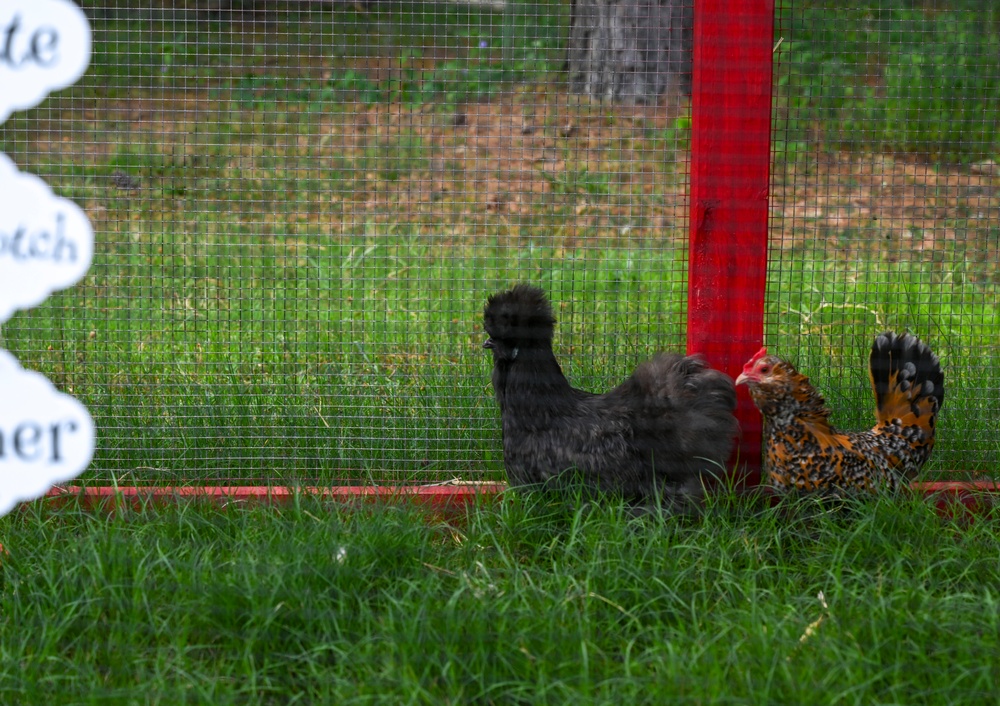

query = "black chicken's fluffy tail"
[
  {"left": 626, "top": 353, "right": 739, "bottom": 474},
  {"left": 869, "top": 332, "right": 944, "bottom": 436}
]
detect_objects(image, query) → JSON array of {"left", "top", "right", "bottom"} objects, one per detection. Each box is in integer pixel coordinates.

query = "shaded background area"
[{"left": 0, "top": 0, "right": 997, "bottom": 484}]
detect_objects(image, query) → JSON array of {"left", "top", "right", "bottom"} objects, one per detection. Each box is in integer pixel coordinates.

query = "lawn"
[{"left": 0, "top": 491, "right": 997, "bottom": 704}]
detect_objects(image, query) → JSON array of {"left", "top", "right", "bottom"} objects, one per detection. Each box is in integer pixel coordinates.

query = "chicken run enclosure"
[{"left": 1, "top": 0, "right": 998, "bottom": 496}]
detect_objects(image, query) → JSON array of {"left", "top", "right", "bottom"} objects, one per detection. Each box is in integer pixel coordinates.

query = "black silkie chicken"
[{"left": 483, "top": 285, "right": 738, "bottom": 512}]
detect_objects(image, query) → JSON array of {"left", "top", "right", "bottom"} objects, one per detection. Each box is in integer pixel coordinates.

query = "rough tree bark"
[{"left": 567, "top": 0, "right": 693, "bottom": 104}]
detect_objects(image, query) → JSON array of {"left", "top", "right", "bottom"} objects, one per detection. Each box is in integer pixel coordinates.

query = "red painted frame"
[
  {"left": 687, "top": 0, "right": 775, "bottom": 487},
  {"left": 43, "top": 483, "right": 506, "bottom": 519}
]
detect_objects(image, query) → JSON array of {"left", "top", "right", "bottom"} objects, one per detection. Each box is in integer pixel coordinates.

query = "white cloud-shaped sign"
[
  {"left": 0, "top": 0, "right": 91, "bottom": 124},
  {"left": 0, "top": 350, "right": 95, "bottom": 517},
  {"left": 0, "top": 153, "right": 94, "bottom": 323}
]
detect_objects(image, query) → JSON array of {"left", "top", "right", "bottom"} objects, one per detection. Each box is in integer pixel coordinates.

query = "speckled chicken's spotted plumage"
[{"left": 737, "top": 333, "right": 944, "bottom": 494}]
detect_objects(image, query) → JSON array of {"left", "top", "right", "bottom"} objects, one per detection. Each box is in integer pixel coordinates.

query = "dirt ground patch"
[{"left": 19, "top": 80, "right": 1000, "bottom": 267}]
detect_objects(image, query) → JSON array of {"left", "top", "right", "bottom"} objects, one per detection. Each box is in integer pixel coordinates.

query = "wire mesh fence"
[{"left": 0, "top": 1, "right": 997, "bottom": 486}]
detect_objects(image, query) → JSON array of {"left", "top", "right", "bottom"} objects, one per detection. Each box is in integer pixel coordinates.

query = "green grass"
[
  {"left": 2, "top": 214, "right": 995, "bottom": 482},
  {"left": 776, "top": 2, "right": 1000, "bottom": 162},
  {"left": 0, "top": 493, "right": 997, "bottom": 703}
]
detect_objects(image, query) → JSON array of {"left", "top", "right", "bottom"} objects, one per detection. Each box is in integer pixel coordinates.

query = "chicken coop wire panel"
[
  {"left": 770, "top": 1, "right": 1000, "bottom": 478},
  {"left": 0, "top": 1, "right": 695, "bottom": 486}
]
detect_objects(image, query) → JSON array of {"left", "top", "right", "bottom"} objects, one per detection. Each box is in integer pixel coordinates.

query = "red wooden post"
[{"left": 687, "top": 0, "right": 775, "bottom": 487}]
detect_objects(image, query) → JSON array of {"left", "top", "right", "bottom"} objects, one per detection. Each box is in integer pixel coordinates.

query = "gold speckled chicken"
[{"left": 735, "top": 332, "right": 944, "bottom": 494}]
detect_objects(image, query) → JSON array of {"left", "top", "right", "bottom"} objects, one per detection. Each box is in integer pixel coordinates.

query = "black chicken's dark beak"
[{"left": 483, "top": 338, "right": 495, "bottom": 350}]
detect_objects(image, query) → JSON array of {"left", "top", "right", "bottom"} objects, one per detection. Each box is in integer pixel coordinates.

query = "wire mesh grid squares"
[{"left": 0, "top": 1, "right": 997, "bottom": 484}]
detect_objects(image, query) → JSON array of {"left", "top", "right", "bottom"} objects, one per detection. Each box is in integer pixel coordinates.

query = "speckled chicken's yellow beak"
[{"left": 734, "top": 372, "right": 751, "bottom": 386}]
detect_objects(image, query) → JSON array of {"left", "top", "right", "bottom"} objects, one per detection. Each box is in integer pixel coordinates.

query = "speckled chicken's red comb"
[{"left": 742, "top": 346, "right": 768, "bottom": 374}]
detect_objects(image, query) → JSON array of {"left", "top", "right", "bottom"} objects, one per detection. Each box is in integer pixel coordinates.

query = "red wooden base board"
[
  {"left": 908, "top": 481, "right": 999, "bottom": 515},
  {"left": 40, "top": 481, "right": 998, "bottom": 517},
  {"left": 42, "top": 483, "right": 507, "bottom": 517}
]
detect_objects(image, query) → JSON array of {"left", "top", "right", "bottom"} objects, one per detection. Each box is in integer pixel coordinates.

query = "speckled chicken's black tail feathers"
[
  {"left": 483, "top": 284, "right": 556, "bottom": 346},
  {"left": 869, "top": 332, "right": 944, "bottom": 433}
]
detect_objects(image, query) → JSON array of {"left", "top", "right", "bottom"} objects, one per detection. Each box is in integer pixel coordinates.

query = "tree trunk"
[{"left": 567, "top": 0, "right": 693, "bottom": 104}]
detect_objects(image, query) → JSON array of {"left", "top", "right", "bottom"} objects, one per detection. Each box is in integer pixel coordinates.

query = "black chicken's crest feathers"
[
  {"left": 869, "top": 331, "right": 944, "bottom": 429},
  {"left": 483, "top": 284, "right": 556, "bottom": 345}
]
